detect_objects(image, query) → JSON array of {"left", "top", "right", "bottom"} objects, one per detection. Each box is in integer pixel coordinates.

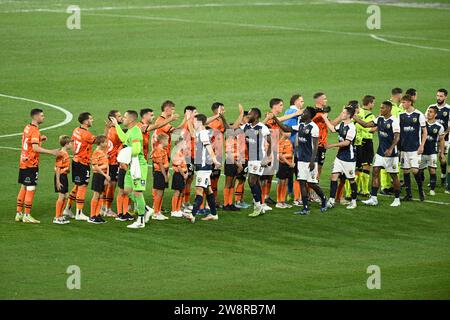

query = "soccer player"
[
  {"left": 276, "top": 131, "right": 294, "bottom": 208},
  {"left": 185, "top": 114, "right": 222, "bottom": 223},
  {"left": 115, "top": 134, "right": 134, "bottom": 222},
  {"left": 428, "top": 88, "right": 450, "bottom": 188},
  {"left": 151, "top": 133, "right": 170, "bottom": 221},
  {"left": 154, "top": 100, "right": 183, "bottom": 160},
  {"left": 312, "top": 92, "right": 330, "bottom": 180},
  {"left": 399, "top": 94, "right": 427, "bottom": 201},
  {"left": 419, "top": 106, "right": 445, "bottom": 195},
  {"left": 322, "top": 106, "right": 358, "bottom": 210},
  {"left": 389, "top": 87, "right": 403, "bottom": 117},
  {"left": 354, "top": 101, "right": 402, "bottom": 207},
  {"left": 89, "top": 135, "right": 109, "bottom": 224},
  {"left": 240, "top": 108, "right": 272, "bottom": 217},
  {"left": 65, "top": 112, "right": 95, "bottom": 221},
  {"left": 171, "top": 138, "right": 188, "bottom": 217},
  {"left": 110, "top": 110, "right": 149, "bottom": 229},
  {"left": 292, "top": 107, "right": 327, "bottom": 214},
  {"left": 406, "top": 88, "right": 418, "bottom": 104},
  {"left": 102, "top": 110, "right": 123, "bottom": 218},
  {"left": 16, "top": 109, "right": 60, "bottom": 223},
  {"left": 180, "top": 106, "right": 197, "bottom": 212},
  {"left": 53, "top": 135, "right": 72, "bottom": 225},
  {"left": 354, "top": 95, "right": 376, "bottom": 197}
]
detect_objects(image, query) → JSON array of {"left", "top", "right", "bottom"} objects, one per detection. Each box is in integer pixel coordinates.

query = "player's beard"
[{"left": 437, "top": 99, "right": 444, "bottom": 105}]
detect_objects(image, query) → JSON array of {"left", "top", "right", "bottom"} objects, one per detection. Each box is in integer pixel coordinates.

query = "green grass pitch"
[{"left": 0, "top": 0, "right": 450, "bottom": 299}]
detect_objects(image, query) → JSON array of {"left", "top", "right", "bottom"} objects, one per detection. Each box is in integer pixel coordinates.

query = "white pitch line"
[
  {"left": 0, "top": 146, "right": 21, "bottom": 151},
  {"left": 370, "top": 34, "right": 450, "bottom": 52},
  {"left": 0, "top": 93, "right": 73, "bottom": 138}
]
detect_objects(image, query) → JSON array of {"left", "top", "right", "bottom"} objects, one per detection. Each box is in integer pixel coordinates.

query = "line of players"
[{"left": 14, "top": 88, "right": 450, "bottom": 226}]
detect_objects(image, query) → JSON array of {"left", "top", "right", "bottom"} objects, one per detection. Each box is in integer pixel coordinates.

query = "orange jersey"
[
  {"left": 107, "top": 127, "right": 121, "bottom": 165},
  {"left": 208, "top": 117, "right": 224, "bottom": 160},
  {"left": 137, "top": 122, "right": 150, "bottom": 160},
  {"left": 278, "top": 138, "right": 293, "bottom": 164},
  {"left": 172, "top": 150, "right": 187, "bottom": 173},
  {"left": 91, "top": 149, "right": 109, "bottom": 174},
  {"left": 152, "top": 146, "right": 169, "bottom": 172},
  {"left": 312, "top": 112, "right": 328, "bottom": 147},
  {"left": 55, "top": 149, "right": 70, "bottom": 174},
  {"left": 182, "top": 120, "right": 195, "bottom": 159},
  {"left": 19, "top": 124, "right": 41, "bottom": 169},
  {"left": 155, "top": 116, "right": 173, "bottom": 157},
  {"left": 266, "top": 119, "right": 280, "bottom": 131},
  {"left": 72, "top": 127, "right": 95, "bottom": 165}
]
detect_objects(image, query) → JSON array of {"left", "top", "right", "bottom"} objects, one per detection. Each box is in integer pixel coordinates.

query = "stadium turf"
[{"left": 0, "top": 0, "right": 449, "bottom": 299}]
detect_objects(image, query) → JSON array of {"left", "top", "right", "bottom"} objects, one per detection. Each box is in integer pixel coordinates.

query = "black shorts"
[
  {"left": 358, "top": 139, "right": 374, "bottom": 166},
  {"left": 316, "top": 146, "right": 327, "bottom": 166},
  {"left": 211, "top": 169, "right": 221, "bottom": 179},
  {"left": 18, "top": 167, "right": 39, "bottom": 186},
  {"left": 72, "top": 161, "right": 90, "bottom": 186},
  {"left": 109, "top": 164, "right": 119, "bottom": 182},
  {"left": 117, "top": 168, "right": 126, "bottom": 189},
  {"left": 153, "top": 171, "right": 168, "bottom": 190},
  {"left": 224, "top": 163, "right": 238, "bottom": 177},
  {"left": 54, "top": 173, "right": 69, "bottom": 194},
  {"left": 91, "top": 173, "right": 106, "bottom": 193},
  {"left": 237, "top": 161, "right": 248, "bottom": 181},
  {"left": 276, "top": 163, "right": 293, "bottom": 180},
  {"left": 261, "top": 174, "right": 273, "bottom": 181},
  {"left": 171, "top": 172, "right": 186, "bottom": 191}
]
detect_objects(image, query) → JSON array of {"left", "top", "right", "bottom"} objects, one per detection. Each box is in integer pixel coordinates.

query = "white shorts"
[
  {"left": 297, "top": 161, "right": 319, "bottom": 183},
  {"left": 195, "top": 170, "right": 211, "bottom": 188},
  {"left": 438, "top": 140, "right": 449, "bottom": 155},
  {"left": 400, "top": 151, "right": 421, "bottom": 169},
  {"left": 419, "top": 154, "right": 438, "bottom": 169},
  {"left": 331, "top": 158, "right": 356, "bottom": 179},
  {"left": 248, "top": 160, "right": 264, "bottom": 176},
  {"left": 373, "top": 154, "right": 399, "bottom": 173}
]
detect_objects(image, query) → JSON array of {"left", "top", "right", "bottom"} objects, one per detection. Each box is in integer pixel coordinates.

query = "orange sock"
[
  {"left": 153, "top": 190, "right": 162, "bottom": 213},
  {"left": 228, "top": 186, "right": 234, "bottom": 206},
  {"left": 117, "top": 194, "right": 123, "bottom": 214},
  {"left": 265, "top": 177, "right": 273, "bottom": 200},
  {"left": 184, "top": 184, "right": 191, "bottom": 203},
  {"left": 90, "top": 198, "right": 98, "bottom": 217},
  {"left": 24, "top": 190, "right": 35, "bottom": 214},
  {"left": 277, "top": 183, "right": 282, "bottom": 203},
  {"left": 336, "top": 180, "right": 345, "bottom": 201},
  {"left": 55, "top": 198, "right": 64, "bottom": 218},
  {"left": 293, "top": 180, "right": 301, "bottom": 201},
  {"left": 76, "top": 186, "right": 87, "bottom": 211},
  {"left": 171, "top": 195, "right": 178, "bottom": 212},
  {"left": 105, "top": 185, "right": 115, "bottom": 209},
  {"left": 67, "top": 186, "right": 77, "bottom": 209},
  {"left": 16, "top": 188, "right": 26, "bottom": 213},
  {"left": 281, "top": 183, "right": 288, "bottom": 202},
  {"left": 235, "top": 180, "right": 244, "bottom": 202},
  {"left": 176, "top": 195, "right": 183, "bottom": 211},
  {"left": 223, "top": 188, "right": 230, "bottom": 206},
  {"left": 200, "top": 190, "right": 206, "bottom": 209},
  {"left": 261, "top": 182, "right": 267, "bottom": 204},
  {"left": 96, "top": 198, "right": 103, "bottom": 216},
  {"left": 122, "top": 195, "right": 129, "bottom": 214}
]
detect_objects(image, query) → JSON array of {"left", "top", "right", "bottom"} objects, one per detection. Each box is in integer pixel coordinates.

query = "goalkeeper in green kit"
[{"left": 110, "top": 110, "right": 149, "bottom": 229}]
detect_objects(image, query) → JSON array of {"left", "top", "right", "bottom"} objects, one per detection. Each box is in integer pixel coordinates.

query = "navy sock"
[
  {"left": 441, "top": 162, "right": 447, "bottom": 177},
  {"left": 206, "top": 193, "right": 217, "bottom": 215},
  {"left": 371, "top": 186, "right": 379, "bottom": 196},
  {"left": 414, "top": 173, "right": 423, "bottom": 194},
  {"left": 309, "top": 183, "right": 326, "bottom": 207},
  {"left": 350, "top": 181, "right": 357, "bottom": 200},
  {"left": 430, "top": 173, "right": 437, "bottom": 190},
  {"left": 249, "top": 182, "right": 262, "bottom": 203},
  {"left": 192, "top": 195, "right": 203, "bottom": 216},
  {"left": 404, "top": 173, "right": 411, "bottom": 196},
  {"left": 287, "top": 174, "right": 293, "bottom": 194},
  {"left": 330, "top": 180, "right": 338, "bottom": 199},
  {"left": 394, "top": 189, "right": 400, "bottom": 198},
  {"left": 301, "top": 196, "right": 309, "bottom": 210}
]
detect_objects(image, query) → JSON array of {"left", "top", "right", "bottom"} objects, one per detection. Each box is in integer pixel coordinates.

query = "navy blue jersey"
[
  {"left": 240, "top": 122, "right": 270, "bottom": 161},
  {"left": 194, "top": 129, "right": 212, "bottom": 171},
  {"left": 429, "top": 103, "right": 450, "bottom": 141},
  {"left": 373, "top": 116, "right": 400, "bottom": 157},
  {"left": 423, "top": 121, "right": 445, "bottom": 155},
  {"left": 335, "top": 122, "right": 356, "bottom": 162},
  {"left": 293, "top": 121, "right": 319, "bottom": 162},
  {"left": 399, "top": 109, "right": 426, "bottom": 152}
]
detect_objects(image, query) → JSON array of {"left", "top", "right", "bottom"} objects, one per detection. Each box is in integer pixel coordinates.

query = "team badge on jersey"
[
  {"left": 444, "top": 112, "right": 448, "bottom": 117},
  {"left": 413, "top": 118, "right": 417, "bottom": 123},
  {"left": 386, "top": 124, "right": 391, "bottom": 129}
]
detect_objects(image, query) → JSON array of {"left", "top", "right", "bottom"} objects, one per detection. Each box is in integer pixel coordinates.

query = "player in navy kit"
[
  {"left": 399, "top": 95, "right": 428, "bottom": 201},
  {"left": 321, "top": 106, "right": 358, "bottom": 210},
  {"left": 428, "top": 88, "right": 450, "bottom": 188},
  {"left": 240, "top": 108, "right": 272, "bottom": 218},
  {"left": 419, "top": 106, "right": 445, "bottom": 195},
  {"left": 292, "top": 107, "right": 327, "bottom": 215},
  {"left": 354, "top": 101, "right": 402, "bottom": 207}
]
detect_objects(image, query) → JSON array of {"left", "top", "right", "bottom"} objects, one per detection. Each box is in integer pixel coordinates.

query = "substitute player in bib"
[
  {"left": 419, "top": 106, "right": 445, "bottom": 195},
  {"left": 354, "top": 101, "right": 402, "bottom": 207},
  {"left": 428, "top": 88, "right": 450, "bottom": 189},
  {"left": 292, "top": 107, "right": 327, "bottom": 214},
  {"left": 240, "top": 108, "right": 272, "bottom": 217},
  {"left": 110, "top": 111, "right": 149, "bottom": 229},
  {"left": 322, "top": 106, "right": 358, "bottom": 210},
  {"left": 185, "top": 114, "right": 221, "bottom": 223},
  {"left": 399, "top": 95, "right": 427, "bottom": 201},
  {"left": 65, "top": 112, "right": 96, "bottom": 221},
  {"left": 15, "top": 109, "right": 60, "bottom": 223}
]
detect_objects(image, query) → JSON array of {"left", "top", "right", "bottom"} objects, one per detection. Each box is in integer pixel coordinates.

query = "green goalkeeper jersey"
[
  {"left": 390, "top": 100, "right": 403, "bottom": 118},
  {"left": 117, "top": 124, "right": 146, "bottom": 164},
  {"left": 355, "top": 108, "right": 375, "bottom": 146}
]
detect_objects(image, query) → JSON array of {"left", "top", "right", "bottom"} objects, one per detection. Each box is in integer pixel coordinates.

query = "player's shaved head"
[
  {"left": 125, "top": 110, "right": 138, "bottom": 120},
  {"left": 30, "top": 108, "right": 43, "bottom": 117},
  {"left": 391, "top": 87, "right": 403, "bottom": 95},
  {"left": 140, "top": 108, "right": 153, "bottom": 118}
]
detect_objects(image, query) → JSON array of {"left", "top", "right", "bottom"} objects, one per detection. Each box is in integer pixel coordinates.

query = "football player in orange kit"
[{"left": 15, "top": 108, "right": 61, "bottom": 224}]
